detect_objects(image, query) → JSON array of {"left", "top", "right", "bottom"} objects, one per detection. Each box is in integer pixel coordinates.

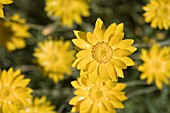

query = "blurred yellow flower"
[
  {"left": 69, "top": 76, "right": 127, "bottom": 113},
  {"left": 72, "top": 18, "right": 136, "bottom": 82},
  {"left": 138, "top": 44, "right": 170, "bottom": 89},
  {"left": 143, "top": 0, "right": 170, "bottom": 30},
  {"left": 0, "top": 0, "right": 13, "bottom": 18},
  {"left": 0, "top": 68, "right": 32, "bottom": 113},
  {"left": 0, "top": 14, "right": 31, "bottom": 51},
  {"left": 33, "top": 39, "right": 75, "bottom": 83},
  {"left": 45, "top": 0, "right": 90, "bottom": 27},
  {"left": 19, "top": 96, "right": 56, "bottom": 113}
]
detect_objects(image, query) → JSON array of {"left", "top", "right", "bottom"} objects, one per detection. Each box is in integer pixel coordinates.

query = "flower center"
[
  {"left": 0, "top": 87, "right": 11, "bottom": 99},
  {"left": 91, "top": 42, "right": 113, "bottom": 63},
  {"left": 157, "top": 5, "right": 170, "bottom": 18},
  {"left": 89, "top": 87, "right": 106, "bottom": 101},
  {"left": 151, "top": 59, "right": 165, "bottom": 72}
]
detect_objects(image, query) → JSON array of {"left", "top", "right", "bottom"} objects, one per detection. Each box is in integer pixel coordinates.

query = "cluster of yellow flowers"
[
  {"left": 33, "top": 39, "right": 75, "bottom": 83},
  {"left": 138, "top": 44, "right": 170, "bottom": 90},
  {"left": 69, "top": 18, "right": 136, "bottom": 113},
  {"left": 0, "top": 14, "right": 31, "bottom": 51},
  {"left": 1, "top": 0, "right": 170, "bottom": 112},
  {"left": 143, "top": 0, "right": 170, "bottom": 30},
  {"left": 0, "top": 68, "right": 56, "bottom": 113}
]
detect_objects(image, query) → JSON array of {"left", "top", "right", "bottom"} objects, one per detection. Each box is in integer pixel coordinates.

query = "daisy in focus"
[
  {"left": 45, "top": 0, "right": 90, "bottom": 27},
  {"left": 0, "top": 14, "right": 31, "bottom": 51},
  {"left": 138, "top": 44, "right": 170, "bottom": 89},
  {"left": 143, "top": 0, "right": 170, "bottom": 30},
  {"left": 33, "top": 38, "right": 75, "bottom": 83},
  {"left": 72, "top": 18, "right": 136, "bottom": 82},
  {"left": 19, "top": 96, "right": 56, "bottom": 113},
  {"left": 0, "top": 68, "right": 32, "bottom": 113},
  {"left": 0, "top": 0, "right": 13, "bottom": 18},
  {"left": 69, "top": 76, "right": 127, "bottom": 113}
]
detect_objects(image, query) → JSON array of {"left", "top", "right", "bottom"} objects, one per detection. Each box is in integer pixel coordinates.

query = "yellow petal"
[
  {"left": 0, "top": 8, "right": 4, "bottom": 18},
  {"left": 113, "top": 49, "right": 132, "bottom": 57},
  {"left": 140, "top": 73, "right": 148, "bottom": 80},
  {"left": 109, "top": 33, "right": 124, "bottom": 46},
  {"left": 88, "top": 68, "right": 98, "bottom": 82},
  {"left": 151, "top": 18, "right": 158, "bottom": 28},
  {"left": 110, "top": 100, "right": 124, "bottom": 109},
  {"left": 87, "top": 32, "right": 97, "bottom": 45},
  {"left": 80, "top": 98, "right": 93, "bottom": 112},
  {"left": 77, "top": 57, "right": 93, "bottom": 69},
  {"left": 147, "top": 74, "right": 154, "bottom": 84},
  {"left": 113, "top": 83, "right": 126, "bottom": 91},
  {"left": 103, "top": 23, "right": 116, "bottom": 42},
  {"left": 99, "top": 103, "right": 107, "bottom": 113},
  {"left": 74, "top": 89, "right": 89, "bottom": 96},
  {"left": 126, "top": 46, "right": 137, "bottom": 53},
  {"left": 102, "top": 99, "right": 113, "bottom": 111},
  {"left": 106, "top": 63, "right": 117, "bottom": 81},
  {"left": 93, "top": 26, "right": 103, "bottom": 42},
  {"left": 110, "top": 58, "right": 127, "bottom": 69},
  {"left": 99, "top": 64, "right": 109, "bottom": 81},
  {"left": 115, "top": 67, "right": 124, "bottom": 78},
  {"left": 118, "top": 57, "right": 135, "bottom": 66},
  {"left": 155, "top": 76, "right": 162, "bottom": 90},
  {"left": 76, "top": 50, "right": 91, "bottom": 58},
  {"left": 88, "top": 60, "right": 97, "bottom": 72},
  {"left": 95, "top": 18, "right": 106, "bottom": 32},
  {"left": 69, "top": 96, "right": 85, "bottom": 105},
  {"left": 72, "top": 39, "right": 92, "bottom": 50},
  {"left": 91, "top": 102, "right": 99, "bottom": 113},
  {"left": 115, "top": 23, "right": 124, "bottom": 35},
  {"left": 73, "top": 30, "right": 87, "bottom": 40},
  {"left": 71, "top": 81, "right": 81, "bottom": 89},
  {"left": 115, "top": 39, "right": 134, "bottom": 49}
]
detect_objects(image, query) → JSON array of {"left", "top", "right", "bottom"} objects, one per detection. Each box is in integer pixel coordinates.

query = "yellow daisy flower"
[
  {"left": 45, "top": 0, "right": 90, "bottom": 27},
  {"left": 0, "top": 14, "right": 31, "bottom": 51},
  {"left": 0, "top": 68, "right": 32, "bottom": 113},
  {"left": 138, "top": 44, "right": 170, "bottom": 89},
  {"left": 33, "top": 39, "right": 75, "bottom": 83},
  {"left": 69, "top": 76, "right": 127, "bottom": 113},
  {"left": 19, "top": 96, "right": 56, "bottom": 113},
  {"left": 72, "top": 18, "right": 136, "bottom": 82},
  {"left": 143, "top": 0, "right": 170, "bottom": 30},
  {"left": 0, "top": 0, "right": 13, "bottom": 18}
]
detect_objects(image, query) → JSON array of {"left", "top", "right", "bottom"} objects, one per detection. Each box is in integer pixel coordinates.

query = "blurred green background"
[{"left": 1, "top": 0, "right": 170, "bottom": 113}]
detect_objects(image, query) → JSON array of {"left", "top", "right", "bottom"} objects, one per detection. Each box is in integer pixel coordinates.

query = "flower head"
[
  {"left": 45, "top": 0, "right": 90, "bottom": 27},
  {"left": 0, "top": 0, "right": 13, "bottom": 18},
  {"left": 0, "top": 14, "right": 31, "bottom": 51},
  {"left": 138, "top": 44, "right": 170, "bottom": 89},
  {"left": 72, "top": 18, "right": 136, "bottom": 82},
  {"left": 143, "top": 0, "right": 170, "bottom": 30},
  {"left": 33, "top": 39, "right": 75, "bottom": 83},
  {"left": 19, "top": 96, "right": 56, "bottom": 113},
  {"left": 69, "top": 76, "right": 127, "bottom": 113},
  {"left": 0, "top": 68, "right": 32, "bottom": 113}
]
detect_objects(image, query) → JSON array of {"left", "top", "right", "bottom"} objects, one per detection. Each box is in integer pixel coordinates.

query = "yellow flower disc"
[
  {"left": 143, "top": 0, "right": 170, "bottom": 30},
  {"left": 0, "top": 0, "right": 13, "bottom": 18},
  {"left": 33, "top": 39, "right": 75, "bottom": 83},
  {"left": 72, "top": 18, "right": 137, "bottom": 82},
  {"left": 0, "top": 68, "right": 32, "bottom": 113},
  {"left": 0, "top": 14, "right": 31, "bottom": 51},
  {"left": 69, "top": 76, "right": 127, "bottom": 113},
  {"left": 19, "top": 96, "right": 56, "bottom": 113},
  {"left": 45, "top": 0, "right": 90, "bottom": 27},
  {"left": 138, "top": 44, "right": 170, "bottom": 89}
]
